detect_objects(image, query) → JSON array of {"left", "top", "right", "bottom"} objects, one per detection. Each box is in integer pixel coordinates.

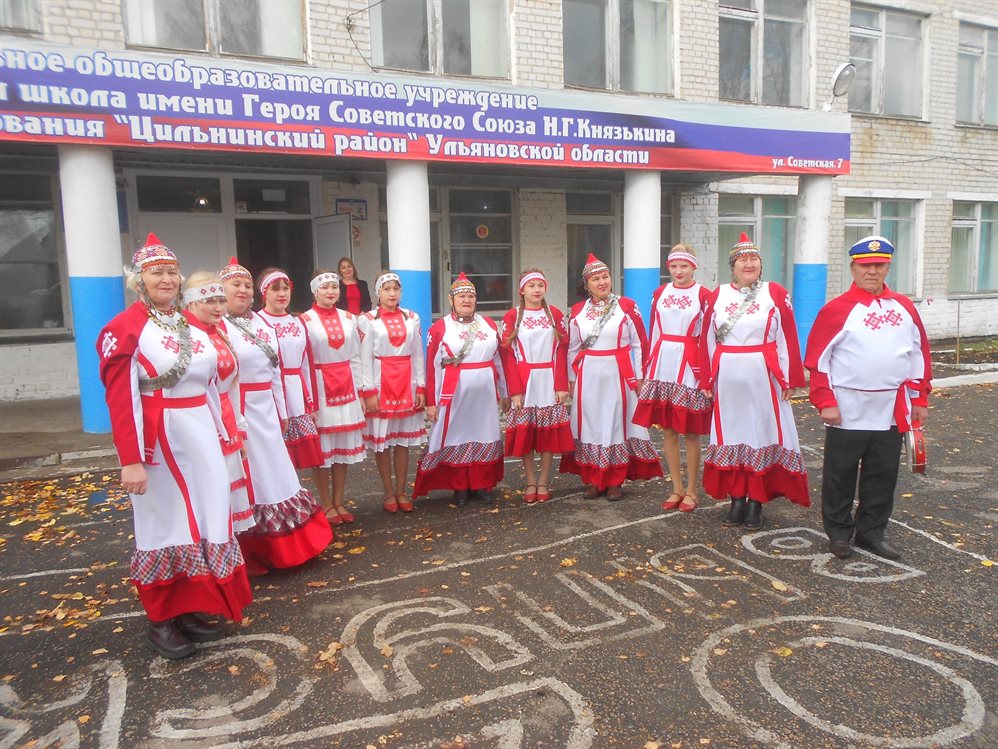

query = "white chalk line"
[{"left": 888, "top": 518, "right": 993, "bottom": 562}]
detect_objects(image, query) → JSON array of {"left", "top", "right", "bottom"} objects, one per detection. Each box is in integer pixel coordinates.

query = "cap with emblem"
[{"left": 849, "top": 235, "right": 895, "bottom": 265}]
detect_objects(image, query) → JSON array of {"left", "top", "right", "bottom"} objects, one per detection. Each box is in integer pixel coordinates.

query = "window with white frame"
[
  {"left": 957, "top": 24, "right": 998, "bottom": 126},
  {"left": 848, "top": 4, "right": 923, "bottom": 118},
  {"left": 0, "top": 173, "right": 65, "bottom": 335},
  {"left": 950, "top": 202, "right": 997, "bottom": 293},
  {"left": 564, "top": 0, "right": 674, "bottom": 94},
  {"left": 718, "top": 0, "right": 807, "bottom": 107},
  {"left": 371, "top": 0, "right": 508, "bottom": 77},
  {"left": 843, "top": 198, "right": 917, "bottom": 295},
  {"left": 0, "top": 0, "right": 41, "bottom": 32},
  {"left": 124, "top": 0, "right": 304, "bottom": 59},
  {"left": 717, "top": 194, "right": 797, "bottom": 289}
]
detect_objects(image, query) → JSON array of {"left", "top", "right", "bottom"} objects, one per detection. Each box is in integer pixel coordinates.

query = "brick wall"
[
  {"left": 0, "top": 343, "right": 79, "bottom": 400},
  {"left": 513, "top": 0, "right": 563, "bottom": 88},
  {"left": 678, "top": 191, "right": 720, "bottom": 287},
  {"left": 518, "top": 190, "right": 569, "bottom": 311},
  {"left": 41, "top": 0, "right": 123, "bottom": 48}
]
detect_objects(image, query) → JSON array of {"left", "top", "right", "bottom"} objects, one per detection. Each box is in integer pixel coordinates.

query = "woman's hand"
[
  {"left": 310, "top": 411, "right": 318, "bottom": 425},
  {"left": 425, "top": 405, "right": 438, "bottom": 422},
  {"left": 414, "top": 392, "right": 426, "bottom": 409},
  {"left": 500, "top": 397, "right": 511, "bottom": 413},
  {"left": 632, "top": 379, "right": 643, "bottom": 393},
  {"left": 700, "top": 388, "right": 713, "bottom": 400},
  {"left": 280, "top": 417, "right": 289, "bottom": 434},
  {"left": 819, "top": 406, "right": 841, "bottom": 427},
  {"left": 555, "top": 390, "right": 569, "bottom": 405},
  {"left": 510, "top": 394, "right": 523, "bottom": 410},
  {"left": 239, "top": 445, "right": 248, "bottom": 460},
  {"left": 364, "top": 395, "right": 380, "bottom": 414},
  {"left": 121, "top": 463, "right": 148, "bottom": 495},
  {"left": 781, "top": 387, "right": 797, "bottom": 402}
]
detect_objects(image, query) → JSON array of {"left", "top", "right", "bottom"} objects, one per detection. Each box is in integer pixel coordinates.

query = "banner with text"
[{"left": 0, "top": 42, "right": 850, "bottom": 175}]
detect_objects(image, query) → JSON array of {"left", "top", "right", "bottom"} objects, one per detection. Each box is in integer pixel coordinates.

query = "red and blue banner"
[{"left": 0, "top": 42, "right": 850, "bottom": 175}]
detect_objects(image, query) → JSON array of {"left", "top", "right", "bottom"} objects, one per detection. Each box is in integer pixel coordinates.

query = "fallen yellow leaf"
[
  {"left": 348, "top": 547, "right": 366, "bottom": 555},
  {"left": 771, "top": 580, "right": 789, "bottom": 591},
  {"left": 306, "top": 581, "right": 329, "bottom": 587},
  {"left": 773, "top": 646, "right": 794, "bottom": 657},
  {"left": 381, "top": 644, "right": 394, "bottom": 658},
  {"left": 318, "top": 641, "right": 343, "bottom": 662},
  {"left": 982, "top": 560, "right": 994, "bottom": 567},
  {"left": 53, "top": 675, "right": 66, "bottom": 682},
  {"left": 644, "top": 742, "right": 663, "bottom": 749},
  {"left": 78, "top": 715, "right": 90, "bottom": 724},
  {"left": 560, "top": 557, "right": 577, "bottom": 567},
  {"left": 228, "top": 665, "right": 240, "bottom": 675}
]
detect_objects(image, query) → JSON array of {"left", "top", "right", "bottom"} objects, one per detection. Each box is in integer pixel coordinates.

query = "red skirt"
[
  {"left": 238, "top": 509, "right": 333, "bottom": 570},
  {"left": 136, "top": 567, "right": 252, "bottom": 623}
]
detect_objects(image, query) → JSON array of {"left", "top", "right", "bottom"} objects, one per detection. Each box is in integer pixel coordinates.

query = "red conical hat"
[
  {"left": 582, "top": 253, "right": 609, "bottom": 282},
  {"left": 130, "top": 232, "right": 177, "bottom": 271},
  {"left": 449, "top": 271, "right": 477, "bottom": 296},
  {"left": 218, "top": 255, "right": 252, "bottom": 282},
  {"left": 729, "top": 232, "right": 760, "bottom": 265}
]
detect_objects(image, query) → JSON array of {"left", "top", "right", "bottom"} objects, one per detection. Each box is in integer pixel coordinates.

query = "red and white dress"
[
  {"left": 185, "top": 313, "right": 255, "bottom": 534},
  {"left": 414, "top": 314, "right": 518, "bottom": 496},
  {"left": 357, "top": 308, "right": 427, "bottom": 451},
  {"left": 258, "top": 310, "right": 323, "bottom": 469},
  {"left": 300, "top": 305, "right": 367, "bottom": 465},
  {"left": 97, "top": 302, "right": 252, "bottom": 622},
  {"left": 500, "top": 306, "right": 574, "bottom": 456},
  {"left": 226, "top": 311, "right": 332, "bottom": 570},
  {"left": 698, "top": 282, "right": 809, "bottom": 505},
  {"left": 560, "top": 296, "right": 663, "bottom": 490},
  {"left": 633, "top": 282, "right": 713, "bottom": 435}
]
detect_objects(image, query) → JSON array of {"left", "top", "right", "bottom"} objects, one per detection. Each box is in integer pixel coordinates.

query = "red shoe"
[
  {"left": 334, "top": 505, "right": 356, "bottom": 523},
  {"left": 679, "top": 494, "right": 699, "bottom": 513},
  {"left": 536, "top": 485, "right": 552, "bottom": 502},
  {"left": 524, "top": 485, "right": 538, "bottom": 504},
  {"left": 324, "top": 507, "right": 343, "bottom": 526},
  {"left": 396, "top": 494, "right": 414, "bottom": 512},
  {"left": 383, "top": 495, "right": 399, "bottom": 514},
  {"left": 662, "top": 492, "right": 683, "bottom": 511}
]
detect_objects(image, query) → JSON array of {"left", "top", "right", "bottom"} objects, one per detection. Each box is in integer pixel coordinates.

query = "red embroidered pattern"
[
  {"left": 724, "top": 302, "right": 739, "bottom": 315},
  {"left": 272, "top": 321, "right": 302, "bottom": 338},
  {"left": 883, "top": 309, "right": 903, "bottom": 327},
  {"left": 745, "top": 302, "right": 761, "bottom": 315},
  {"left": 381, "top": 311, "right": 407, "bottom": 347},
  {"left": 162, "top": 335, "right": 181, "bottom": 353},
  {"left": 459, "top": 328, "right": 490, "bottom": 341},
  {"left": 211, "top": 333, "right": 236, "bottom": 381},
  {"left": 661, "top": 294, "right": 692, "bottom": 310},
  {"left": 520, "top": 314, "right": 553, "bottom": 329},
  {"left": 863, "top": 311, "right": 884, "bottom": 330},
  {"left": 190, "top": 339, "right": 205, "bottom": 354}
]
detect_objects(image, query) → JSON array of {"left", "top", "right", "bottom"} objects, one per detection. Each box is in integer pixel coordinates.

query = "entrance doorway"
[
  {"left": 567, "top": 221, "right": 614, "bottom": 305},
  {"left": 235, "top": 219, "right": 314, "bottom": 312}
]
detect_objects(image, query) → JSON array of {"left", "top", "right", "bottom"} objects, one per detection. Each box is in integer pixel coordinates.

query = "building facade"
[{"left": 0, "top": 0, "right": 995, "bottom": 429}]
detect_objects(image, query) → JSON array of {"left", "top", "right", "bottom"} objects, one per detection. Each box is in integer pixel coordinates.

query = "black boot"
[
  {"left": 176, "top": 612, "right": 226, "bottom": 643},
  {"left": 471, "top": 488, "right": 494, "bottom": 504},
  {"left": 454, "top": 489, "right": 469, "bottom": 508},
  {"left": 146, "top": 618, "right": 196, "bottom": 660},
  {"left": 721, "top": 498, "right": 747, "bottom": 527},
  {"left": 743, "top": 500, "right": 763, "bottom": 529}
]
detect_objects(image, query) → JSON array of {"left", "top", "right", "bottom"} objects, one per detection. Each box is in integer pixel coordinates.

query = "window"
[
  {"left": 0, "top": 0, "right": 40, "bottom": 32},
  {"left": 717, "top": 194, "right": 796, "bottom": 289},
  {"left": 448, "top": 189, "right": 512, "bottom": 313},
  {"left": 124, "top": 0, "right": 305, "bottom": 59},
  {"left": 951, "top": 202, "right": 998, "bottom": 293},
  {"left": 371, "top": 0, "right": 508, "bottom": 77},
  {"left": 718, "top": 0, "right": 806, "bottom": 106},
  {"left": 849, "top": 5, "right": 923, "bottom": 117},
  {"left": 957, "top": 24, "right": 998, "bottom": 126},
  {"left": 843, "top": 198, "right": 917, "bottom": 295},
  {"left": 136, "top": 176, "right": 222, "bottom": 213},
  {"left": 0, "top": 174, "right": 65, "bottom": 335},
  {"left": 564, "top": 0, "right": 673, "bottom": 94}
]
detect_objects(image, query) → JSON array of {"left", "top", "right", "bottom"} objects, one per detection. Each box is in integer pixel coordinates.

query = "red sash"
[
  {"left": 711, "top": 342, "right": 787, "bottom": 390},
  {"left": 377, "top": 355, "right": 413, "bottom": 410},
  {"left": 440, "top": 360, "right": 496, "bottom": 406},
  {"left": 574, "top": 346, "right": 636, "bottom": 390},
  {"left": 517, "top": 360, "right": 554, "bottom": 390},
  {"left": 140, "top": 393, "right": 207, "bottom": 464},
  {"left": 892, "top": 379, "right": 922, "bottom": 434},
  {"left": 239, "top": 381, "right": 271, "bottom": 413},
  {"left": 218, "top": 391, "right": 242, "bottom": 453},
  {"left": 282, "top": 366, "right": 311, "bottom": 409},
  {"left": 317, "top": 361, "right": 357, "bottom": 406}
]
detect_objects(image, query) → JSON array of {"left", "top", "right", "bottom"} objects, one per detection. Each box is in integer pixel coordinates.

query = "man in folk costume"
[
  {"left": 98, "top": 234, "right": 251, "bottom": 659},
  {"left": 415, "top": 272, "right": 520, "bottom": 507},
  {"left": 560, "top": 253, "right": 663, "bottom": 499},
  {"left": 805, "top": 236, "right": 931, "bottom": 560}
]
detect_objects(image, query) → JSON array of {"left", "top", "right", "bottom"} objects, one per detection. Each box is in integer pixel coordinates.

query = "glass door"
[{"left": 567, "top": 221, "right": 614, "bottom": 305}]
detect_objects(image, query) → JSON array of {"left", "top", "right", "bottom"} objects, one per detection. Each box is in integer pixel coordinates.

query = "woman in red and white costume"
[
  {"left": 415, "top": 272, "right": 520, "bottom": 507},
  {"left": 698, "top": 233, "right": 810, "bottom": 530},
  {"left": 257, "top": 268, "right": 323, "bottom": 470},
  {"left": 220, "top": 258, "right": 332, "bottom": 574},
  {"left": 560, "top": 254, "right": 663, "bottom": 499},
  {"left": 300, "top": 270, "right": 367, "bottom": 524},
  {"left": 633, "top": 245, "right": 712, "bottom": 513},
  {"left": 357, "top": 272, "right": 427, "bottom": 514},
  {"left": 183, "top": 272, "right": 254, "bottom": 535},
  {"left": 501, "top": 269, "right": 573, "bottom": 504},
  {"left": 97, "top": 234, "right": 251, "bottom": 660}
]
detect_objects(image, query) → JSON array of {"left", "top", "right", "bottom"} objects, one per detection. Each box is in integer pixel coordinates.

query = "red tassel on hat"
[
  {"left": 143, "top": 232, "right": 164, "bottom": 248},
  {"left": 227, "top": 256, "right": 238, "bottom": 265},
  {"left": 585, "top": 252, "right": 601, "bottom": 265},
  {"left": 739, "top": 232, "right": 751, "bottom": 244}
]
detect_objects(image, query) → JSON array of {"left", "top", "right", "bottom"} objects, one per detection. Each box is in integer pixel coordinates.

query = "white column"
[
  {"left": 792, "top": 175, "right": 833, "bottom": 350},
  {"left": 386, "top": 161, "right": 432, "bottom": 334},
  {"left": 623, "top": 170, "right": 661, "bottom": 321},
  {"left": 58, "top": 145, "right": 125, "bottom": 433}
]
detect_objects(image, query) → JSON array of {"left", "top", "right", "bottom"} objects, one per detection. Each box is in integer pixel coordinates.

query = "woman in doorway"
[
  {"left": 698, "top": 233, "right": 810, "bottom": 530},
  {"left": 560, "top": 254, "right": 663, "bottom": 499},
  {"left": 256, "top": 268, "right": 323, "bottom": 470},
  {"left": 414, "top": 272, "right": 519, "bottom": 507},
  {"left": 501, "top": 269, "right": 574, "bottom": 504},
  {"left": 97, "top": 234, "right": 251, "bottom": 660},
  {"left": 183, "top": 272, "right": 254, "bottom": 535},
  {"left": 300, "top": 270, "right": 367, "bottom": 524},
  {"left": 357, "top": 271, "right": 428, "bottom": 513},
  {"left": 220, "top": 257, "right": 332, "bottom": 574},
  {"left": 335, "top": 256, "right": 372, "bottom": 316},
  {"left": 633, "top": 245, "right": 713, "bottom": 513}
]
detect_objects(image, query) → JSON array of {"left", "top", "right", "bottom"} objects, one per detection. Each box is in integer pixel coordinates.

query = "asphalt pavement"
[{"left": 1, "top": 382, "right": 995, "bottom": 748}]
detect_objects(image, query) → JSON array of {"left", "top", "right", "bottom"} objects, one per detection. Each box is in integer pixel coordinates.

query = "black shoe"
[
  {"left": 856, "top": 538, "right": 901, "bottom": 560},
  {"left": 829, "top": 539, "right": 853, "bottom": 559},
  {"left": 176, "top": 612, "right": 226, "bottom": 643},
  {"left": 721, "top": 498, "right": 747, "bottom": 527},
  {"left": 471, "top": 488, "right": 494, "bottom": 504},
  {"left": 455, "top": 490, "right": 469, "bottom": 508},
  {"left": 146, "top": 619, "right": 196, "bottom": 660},
  {"left": 743, "top": 500, "right": 763, "bottom": 530}
]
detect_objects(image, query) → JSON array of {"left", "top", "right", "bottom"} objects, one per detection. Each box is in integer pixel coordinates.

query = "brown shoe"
[
  {"left": 606, "top": 486, "right": 623, "bottom": 501},
  {"left": 146, "top": 619, "right": 196, "bottom": 659},
  {"left": 582, "top": 485, "right": 603, "bottom": 499},
  {"left": 829, "top": 539, "right": 853, "bottom": 559}
]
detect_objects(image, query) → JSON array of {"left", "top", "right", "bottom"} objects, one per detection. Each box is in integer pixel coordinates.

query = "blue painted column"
[
  {"left": 792, "top": 175, "right": 833, "bottom": 351},
  {"left": 58, "top": 146, "right": 125, "bottom": 433},
  {"left": 386, "top": 161, "right": 432, "bottom": 342},
  {"left": 622, "top": 170, "right": 661, "bottom": 325}
]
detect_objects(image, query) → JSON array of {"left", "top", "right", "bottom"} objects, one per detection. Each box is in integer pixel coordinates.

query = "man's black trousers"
[{"left": 821, "top": 425, "right": 902, "bottom": 544}]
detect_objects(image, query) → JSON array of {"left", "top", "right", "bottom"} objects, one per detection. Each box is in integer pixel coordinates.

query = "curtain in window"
[
  {"left": 125, "top": 0, "right": 205, "bottom": 51},
  {"left": 620, "top": 0, "right": 672, "bottom": 94}
]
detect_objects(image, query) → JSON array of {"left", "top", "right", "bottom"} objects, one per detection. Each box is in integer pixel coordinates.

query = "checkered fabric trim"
[
  {"left": 418, "top": 440, "right": 502, "bottom": 472},
  {"left": 506, "top": 404, "right": 571, "bottom": 430},
  {"left": 285, "top": 414, "right": 319, "bottom": 441},
  {"left": 704, "top": 443, "right": 806, "bottom": 474},
  {"left": 248, "top": 487, "right": 322, "bottom": 535},
  {"left": 573, "top": 437, "right": 660, "bottom": 468},
  {"left": 637, "top": 380, "right": 711, "bottom": 413},
  {"left": 131, "top": 538, "right": 244, "bottom": 585}
]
